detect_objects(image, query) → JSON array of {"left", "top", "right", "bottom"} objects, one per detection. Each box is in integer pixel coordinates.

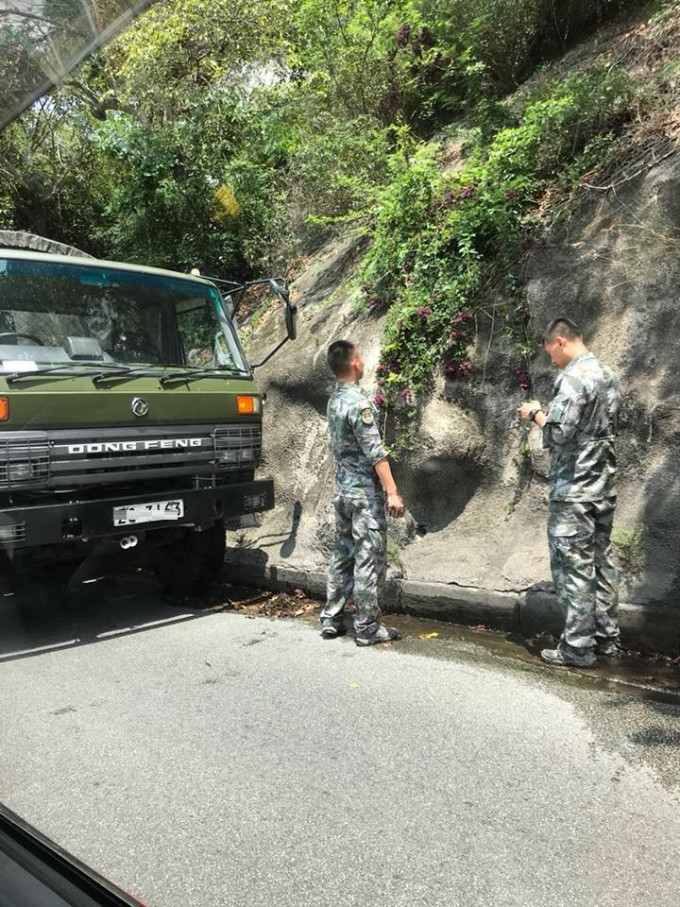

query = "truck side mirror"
[
  {"left": 199, "top": 273, "right": 297, "bottom": 370},
  {"left": 250, "top": 280, "right": 297, "bottom": 370}
]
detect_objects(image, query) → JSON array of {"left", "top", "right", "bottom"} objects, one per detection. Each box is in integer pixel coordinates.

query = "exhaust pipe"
[{"left": 119, "top": 535, "right": 139, "bottom": 550}]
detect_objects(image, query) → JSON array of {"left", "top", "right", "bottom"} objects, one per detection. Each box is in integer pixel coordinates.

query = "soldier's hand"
[
  {"left": 388, "top": 492, "right": 405, "bottom": 518},
  {"left": 518, "top": 399, "right": 542, "bottom": 421}
]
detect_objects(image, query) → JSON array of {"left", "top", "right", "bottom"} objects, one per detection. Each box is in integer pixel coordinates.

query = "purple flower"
[
  {"left": 514, "top": 366, "right": 530, "bottom": 391},
  {"left": 373, "top": 392, "right": 386, "bottom": 408},
  {"left": 417, "top": 306, "right": 433, "bottom": 320},
  {"left": 505, "top": 189, "right": 517, "bottom": 201},
  {"left": 395, "top": 24, "right": 411, "bottom": 47},
  {"left": 399, "top": 387, "right": 413, "bottom": 404},
  {"left": 419, "top": 26, "right": 435, "bottom": 48},
  {"left": 450, "top": 330, "right": 466, "bottom": 341},
  {"left": 446, "top": 360, "right": 472, "bottom": 379},
  {"left": 453, "top": 310, "right": 474, "bottom": 324},
  {"left": 428, "top": 197, "right": 443, "bottom": 216}
]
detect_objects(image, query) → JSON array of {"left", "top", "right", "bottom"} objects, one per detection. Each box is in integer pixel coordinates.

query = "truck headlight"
[
  {"left": 8, "top": 462, "right": 31, "bottom": 482},
  {"left": 217, "top": 449, "right": 254, "bottom": 464}
]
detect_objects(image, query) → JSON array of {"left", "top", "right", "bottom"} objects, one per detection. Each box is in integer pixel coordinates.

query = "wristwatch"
[{"left": 529, "top": 408, "right": 543, "bottom": 423}]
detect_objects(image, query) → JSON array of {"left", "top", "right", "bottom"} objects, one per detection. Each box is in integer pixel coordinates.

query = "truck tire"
[
  {"left": 150, "top": 519, "right": 226, "bottom": 596},
  {"left": 0, "top": 231, "right": 94, "bottom": 258}
]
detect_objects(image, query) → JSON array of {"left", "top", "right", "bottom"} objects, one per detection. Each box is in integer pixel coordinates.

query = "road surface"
[{"left": 1, "top": 573, "right": 679, "bottom": 907}]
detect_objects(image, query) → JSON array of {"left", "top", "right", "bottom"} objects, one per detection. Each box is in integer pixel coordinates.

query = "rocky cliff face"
[{"left": 233, "top": 151, "right": 680, "bottom": 648}]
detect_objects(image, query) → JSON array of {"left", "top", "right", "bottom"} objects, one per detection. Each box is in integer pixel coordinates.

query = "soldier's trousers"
[
  {"left": 548, "top": 497, "right": 619, "bottom": 652},
  {"left": 322, "top": 492, "right": 387, "bottom": 636}
]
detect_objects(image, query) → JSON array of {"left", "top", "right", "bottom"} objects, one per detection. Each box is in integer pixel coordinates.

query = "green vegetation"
[
  {"left": 612, "top": 526, "right": 645, "bottom": 572},
  {"left": 363, "top": 65, "right": 632, "bottom": 408},
  {"left": 0, "top": 0, "right": 674, "bottom": 410}
]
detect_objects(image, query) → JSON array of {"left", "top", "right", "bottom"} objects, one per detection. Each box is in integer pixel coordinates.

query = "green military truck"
[{"left": 0, "top": 232, "right": 295, "bottom": 593}]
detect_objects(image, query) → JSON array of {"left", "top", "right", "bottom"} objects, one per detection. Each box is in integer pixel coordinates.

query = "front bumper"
[{"left": 0, "top": 479, "right": 274, "bottom": 549}]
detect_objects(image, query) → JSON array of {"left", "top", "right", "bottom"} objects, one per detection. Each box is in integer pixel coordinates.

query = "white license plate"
[{"left": 113, "top": 499, "right": 184, "bottom": 526}]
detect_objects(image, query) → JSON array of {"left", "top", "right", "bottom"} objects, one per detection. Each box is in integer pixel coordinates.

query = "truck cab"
[{"left": 0, "top": 243, "right": 295, "bottom": 593}]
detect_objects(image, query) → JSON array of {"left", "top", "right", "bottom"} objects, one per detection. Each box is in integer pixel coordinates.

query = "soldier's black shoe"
[
  {"left": 540, "top": 645, "right": 597, "bottom": 668},
  {"left": 355, "top": 626, "right": 402, "bottom": 647},
  {"left": 595, "top": 638, "right": 621, "bottom": 657},
  {"left": 321, "top": 624, "right": 346, "bottom": 639}
]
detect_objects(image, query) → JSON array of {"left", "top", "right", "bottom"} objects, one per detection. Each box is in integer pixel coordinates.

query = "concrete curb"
[{"left": 223, "top": 551, "right": 680, "bottom": 656}]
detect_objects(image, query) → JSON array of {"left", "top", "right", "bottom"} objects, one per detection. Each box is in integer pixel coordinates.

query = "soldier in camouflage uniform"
[
  {"left": 519, "top": 318, "right": 621, "bottom": 668},
  {"left": 321, "top": 340, "right": 405, "bottom": 646}
]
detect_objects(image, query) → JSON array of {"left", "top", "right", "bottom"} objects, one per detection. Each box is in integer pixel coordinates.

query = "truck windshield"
[{"left": 0, "top": 257, "right": 250, "bottom": 376}]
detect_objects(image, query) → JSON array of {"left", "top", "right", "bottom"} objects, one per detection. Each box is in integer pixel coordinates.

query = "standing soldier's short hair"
[
  {"left": 327, "top": 340, "right": 356, "bottom": 376},
  {"left": 544, "top": 317, "right": 582, "bottom": 343}
]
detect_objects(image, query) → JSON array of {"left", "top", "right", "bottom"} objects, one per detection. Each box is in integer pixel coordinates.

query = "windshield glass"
[
  {"left": 0, "top": 257, "right": 249, "bottom": 375},
  {"left": 0, "top": 1, "right": 156, "bottom": 131}
]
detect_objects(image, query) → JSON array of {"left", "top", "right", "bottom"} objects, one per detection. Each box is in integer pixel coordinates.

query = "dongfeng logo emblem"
[{"left": 131, "top": 397, "right": 149, "bottom": 417}]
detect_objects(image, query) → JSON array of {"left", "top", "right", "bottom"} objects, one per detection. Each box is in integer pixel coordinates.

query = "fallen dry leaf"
[
  {"left": 419, "top": 632, "right": 439, "bottom": 639},
  {"left": 348, "top": 682, "right": 359, "bottom": 689}
]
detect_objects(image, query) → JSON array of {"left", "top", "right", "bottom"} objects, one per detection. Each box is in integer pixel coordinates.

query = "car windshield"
[{"left": 0, "top": 257, "right": 249, "bottom": 375}]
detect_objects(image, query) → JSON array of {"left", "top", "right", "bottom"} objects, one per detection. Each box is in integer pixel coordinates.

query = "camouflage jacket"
[
  {"left": 543, "top": 351, "right": 621, "bottom": 502},
  {"left": 327, "top": 382, "right": 388, "bottom": 497}
]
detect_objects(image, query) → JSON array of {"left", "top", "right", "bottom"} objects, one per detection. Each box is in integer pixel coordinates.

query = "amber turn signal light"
[
  {"left": 0, "top": 397, "right": 9, "bottom": 421},
  {"left": 237, "top": 395, "right": 255, "bottom": 415}
]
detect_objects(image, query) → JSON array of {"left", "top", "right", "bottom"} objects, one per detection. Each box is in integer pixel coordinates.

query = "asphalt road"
[{"left": 1, "top": 574, "right": 680, "bottom": 907}]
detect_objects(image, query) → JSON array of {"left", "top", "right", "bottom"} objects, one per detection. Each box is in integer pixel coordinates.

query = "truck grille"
[{"left": 0, "top": 424, "right": 261, "bottom": 489}]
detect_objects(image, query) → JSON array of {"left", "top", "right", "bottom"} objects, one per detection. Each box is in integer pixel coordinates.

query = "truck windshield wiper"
[
  {"left": 90, "top": 366, "right": 166, "bottom": 384},
  {"left": 4, "top": 364, "right": 126, "bottom": 383},
  {"left": 4, "top": 363, "right": 245, "bottom": 385},
  {"left": 92, "top": 366, "right": 241, "bottom": 385},
  {"left": 159, "top": 367, "right": 243, "bottom": 385}
]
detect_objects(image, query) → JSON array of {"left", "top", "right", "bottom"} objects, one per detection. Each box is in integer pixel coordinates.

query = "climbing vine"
[{"left": 359, "top": 66, "right": 632, "bottom": 422}]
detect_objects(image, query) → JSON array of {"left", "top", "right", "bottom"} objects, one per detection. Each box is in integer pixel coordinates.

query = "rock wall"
[{"left": 231, "top": 151, "right": 680, "bottom": 650}]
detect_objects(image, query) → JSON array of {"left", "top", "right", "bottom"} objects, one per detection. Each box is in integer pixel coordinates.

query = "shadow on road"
[
  {"left": 0, "top": 568, "right": 221, "bottom": 664},
  {"left": 629, "top": 726, "right": 680, "bottom": 747}
]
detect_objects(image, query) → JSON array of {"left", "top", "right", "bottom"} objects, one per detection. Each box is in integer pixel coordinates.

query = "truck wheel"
[{"left": 150, "top": 519, "right": 226, "bottom": 596}]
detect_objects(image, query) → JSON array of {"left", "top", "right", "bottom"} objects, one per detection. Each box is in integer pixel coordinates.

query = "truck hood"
[{"left": 1, "top": 375, "right": 261, "bottom": 429}]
